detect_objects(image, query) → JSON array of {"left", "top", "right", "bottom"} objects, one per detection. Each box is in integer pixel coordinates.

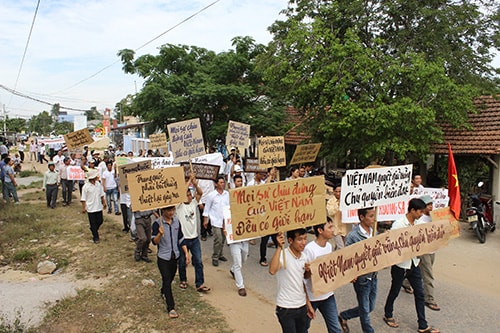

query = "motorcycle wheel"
[{"left": 475, "top": 218, "right": 486, "bottom": 243}]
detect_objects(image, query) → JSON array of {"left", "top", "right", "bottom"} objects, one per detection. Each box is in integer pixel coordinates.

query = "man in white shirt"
[
  {"left": 304, "top": 217, "right": 342, "bottom": 332},
  {"left": 81, "top": 170, "right": 107, "bottom": 243},
  {"left": 101, "top": 161, "right": 120, "bottom": 215},
  {"left": 383, "top": 198, "right": 440, "bottom": 333},
  {"left": 176, "top": 173, "right": 210, "bottom": 292},
  {"left": 269, "top": 229, "right": 314, "bottom": 332},
  {"left": 203, "top": 175, "right": 230, "bottom": 267}
]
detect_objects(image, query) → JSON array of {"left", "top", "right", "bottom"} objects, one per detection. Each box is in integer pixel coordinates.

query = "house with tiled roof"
[{"left": 433, "top": 95, "right": 500, "bottom": 200}]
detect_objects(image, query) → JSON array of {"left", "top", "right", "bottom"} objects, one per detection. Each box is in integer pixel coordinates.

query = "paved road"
[{"left": 199, "top": 222, "right": 500, "bottom": 333}]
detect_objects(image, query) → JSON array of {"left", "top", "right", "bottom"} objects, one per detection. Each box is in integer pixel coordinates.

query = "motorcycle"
[{"left": 466, "top": 182, "right": 496, "bottom": 243}]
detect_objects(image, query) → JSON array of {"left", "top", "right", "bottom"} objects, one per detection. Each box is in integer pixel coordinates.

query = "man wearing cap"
[
  {"left": 43, "top": 161, "right": 59, "bottom": 208},
  {"left": 418, "top": 195, "right": 441, "bottom": 311},
  {"left": 58, "top": 157, "right": 74, "bottom": 206},
  {"left": 229, "top": 164, "right": 245, "bottom": 188},
  {"left": 81, "top": 170, "right": 107, "bottom": 243}
]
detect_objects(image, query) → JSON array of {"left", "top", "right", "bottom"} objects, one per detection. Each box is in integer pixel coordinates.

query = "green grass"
[{"left": 0, "top": 198, "right": 231, "bottom": 333}]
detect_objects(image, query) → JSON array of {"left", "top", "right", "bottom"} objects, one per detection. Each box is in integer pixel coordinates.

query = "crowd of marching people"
[{"left": 1, "top": 141, "right": 443, "bottom": 333}]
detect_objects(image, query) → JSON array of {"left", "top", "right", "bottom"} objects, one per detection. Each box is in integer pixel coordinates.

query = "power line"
[
  {"left": 0, "top": 84, "right": 90, "bottom": 112},
  {"left": 9, "top": 0, "right": 41, "bottom": 106},
  {"left": 52, "top": 0, "right": 221, "bottom": 94}
]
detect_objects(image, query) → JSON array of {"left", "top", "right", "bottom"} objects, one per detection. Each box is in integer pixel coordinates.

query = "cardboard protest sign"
[
  {"left": 257, "top": 136, "right": 286, "bottom": 168},
  {"left": 63, "top": 128, "right": 94, "bottom": 150},
  {"left": 190, "top": 152, "right": 225, "bottom": 171},
  {"left": 342, "top": 187, "right": 450, "bottom": 223},
  {"left": 229, "top": 176, "right": 326, "bottom": 240},
  {"left": 117, "top": 160, "right": 152, "bottom": 193},
  {"left": 223, "top": 206, "right": 257, "bottom": 244},
  {"left": 67, "top": 166, "right": 85, "bottom": 180},
  {"left": 149, "top": 133, "right": 168, "bottom": 150},
  {"left": 340, "top": 164, "right": 412, "bottom": 211},
  {"left": 310, "top": 220, "right": 451, "bottom": 295},
  {"left": 128, "top": 166, "right": 187, "bottom": 212},
  {"left": 167, "top": 118, "right": 205, "bottom": 163},
  {"left": 226, "top": 120, "right": 250, "bottom": 149},
  {"left": 134, "top": 156, "right": 176, "bottom": 169},
  {"left": 431, "top": 207, "right": 460, "bottom": 239},
  {"left": 245, "top": 157, "right": 267, "bottom": 173},
  {"left": 180, "top": 162, "right": 220, "bottom": 181},
  {"left": 290, "top": 143, "right": 322, "bottom": 165}
]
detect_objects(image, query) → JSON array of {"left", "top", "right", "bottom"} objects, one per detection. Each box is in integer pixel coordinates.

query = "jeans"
[
  {"left": 340, "top": 275, "right": 377, "bottom": 333},
  {"left": 384, "top": 264, "right": 427, "bottom": 330},
  {"left": 212, "top": 226, "right": 225, "bottom": 260},
  {"left": 178, "top": 237, "right": 205, "bottom": 288},
  {"left": 157, "top": 257, "right": 178, "bottom": 312},
  {"left": 46, "top": 184, "right": 58, "bottom": 208},
  {"left": 105, "top": 187, "right": 119, "bottom": 213},
  {"left": 3, "top": 182, "right": 19, "bottom": 203},
  {"left": 61, "top": 179, "right": 73, "bottom": 204},
  {"left": 229, "top": 241, "right": 249, "bottom": 289},
  {"left": 307, "top": 294, "right": 342, "bottom": 333},
  {"left": 276, "top": 305, "right": 308, "bottom": 333}
]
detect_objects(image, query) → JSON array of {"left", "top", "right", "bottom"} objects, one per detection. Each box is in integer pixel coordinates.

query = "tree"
[
  {"left": 0, "top": 117, "right": 27, "bottom": 133},
  {"left": 85, "top": 106, "right": 102, "bottom": 121},
  {"left": 118, "top": 37, "right": 287, "bottom": 146},
  {"left": 52, "top": 121, "right": 74, "bottom": 135},
  {"left": 50, "top": 103, "right": 60, "bottom": 122},
  {"left": 28, "top": 111, "right": 53, "bottom": 135},
  {"left": 259, "top": 0, "right": 500, "bottom": 164}
]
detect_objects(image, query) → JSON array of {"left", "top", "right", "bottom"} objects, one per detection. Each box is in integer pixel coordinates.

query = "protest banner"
[
  {"left": 289, "top": 143, "right": 322, "bottom": 165},
  {"left": 342, "top": 187, "right": 450, "bottom": 223},
  {"left": 128, "top": 166, "right": 187, "bottom": 212},
  {"left": 257, "top": 136, "right": 286, "bottom": 168},
  {"left": 180, "top": 162, "right": 220, "bottom": 181},
  {"left": 244, "top": 157, "right": 266, "bottom": 173},
  {"left": 117, "top": 160, "right": 152, "bottom": 193},
  {"left": 226, "top": 120, "right": 250, "bottom": 150},
  {"left": 167, "top": 118, "right": 205, "bottom": 163},
  {"left": 431, "top": 207, "right": 460, "bottom": 239},
  {"left": 67, "top": 166, "right": 85, "bottom": 180},
  {"left": 310, "top": 220, "right": 451, "bottom": 295},
  {"left": 229, "top": 176, "right": 326, "bottom": 240},
  {"left": 134, "top": 156, "right": 176, "bottom": 169},
  {"left": 340, "top": 164, "right": 412, "bottom": 211},
  {"left": 223, "top": 206, "right": 257, "bottom": 244},
  {"left": 63, "top": 128, "right": 94, "bottom": 150},
  {"left": 115, "top": 156, "right": 130, "bottom": 166},
  {"left": 149, "top": 133, "right": 168, "bottom": 150},
  {"left": 190, "top": 152, "right": 225, "bottom": 171}
]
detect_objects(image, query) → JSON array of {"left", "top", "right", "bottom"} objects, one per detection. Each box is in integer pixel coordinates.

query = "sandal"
[
  {"left": 179, "top": 281, "right": 188, "bottom": 289},
  {"left": 260, "top": 260, "right": 268, "bottom": 267},
  {"left": 418, "top": 327, "right": 440, "bottom": 333},
  {"left": 402, "top": 285, "right": 414, "bottom": 294},
  {"left": 338, "top": 315, "right": 349, "bottom": 333},
  {"left": 425, "top": 302, "right": 441, "bottom": 311},
  {"left": 383, "top": 317, "right": 399, "bottom": 328},
  {"left": 196, "top": 285, "right": 211, "bottom": 292},
  {"left": 168, "top": 309, "right": 179, "bottom": 319}
]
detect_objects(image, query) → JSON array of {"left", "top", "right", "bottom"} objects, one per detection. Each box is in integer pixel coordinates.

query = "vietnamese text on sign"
[
  {"left": 226, "top": 120, "right": 250, "bottom": 149},
  {"left": 167, "top": 118, "right": 205, "bottom": 163}
]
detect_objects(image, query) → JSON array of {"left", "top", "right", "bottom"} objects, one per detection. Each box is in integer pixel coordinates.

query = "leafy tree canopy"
[
  {"left": 118, "top": 36, "right": 287, "bottom": 146},
  {"left": 258, "top": 0, "right": 500, "bottom": 164}
]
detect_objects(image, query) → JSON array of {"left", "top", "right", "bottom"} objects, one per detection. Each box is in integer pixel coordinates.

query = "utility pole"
[{"left": 2, "top": 104, "right": 7, "bottom": 136}]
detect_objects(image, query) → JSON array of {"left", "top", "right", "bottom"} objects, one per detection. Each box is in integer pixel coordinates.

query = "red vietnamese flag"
[{"left": 448, "top": 143, "right": 461, "bottom": 219}]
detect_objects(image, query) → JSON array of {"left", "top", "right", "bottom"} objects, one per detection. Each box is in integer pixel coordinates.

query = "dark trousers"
[
  {"left": 19, "top": 151, "right": 24, "bottom": 162},
  {"left": 45, "top": 184, "right": 58, "bottom": 208},
  {"left": 384, "top": 264, "right": 428, "bottom": 330},
  {"left": 87, "top": 211, "right": 103, "bottom": 241},
  {"left": 61, "top": 179, "right": 73, "bottom": 204},
  {"left": 120, "top": 204, "right": 131, "bottom": 231},
  {"left": 157, "top": 257, "right": 178, "bottom": 312},
  {"left": 260, "top": 233, "right": 278, "bottom": 263},
  {"left": 276, "top": 305, "right": 308, "bottom": 333},
  {"left": 135, "top": 217, "right": 151, "bottom": 259}
]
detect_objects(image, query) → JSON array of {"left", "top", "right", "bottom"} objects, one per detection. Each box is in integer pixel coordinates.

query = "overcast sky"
[
  {"left": 0, "top": 0, "right": 289, "bottom": 119},
  {"left": 1, "top": 0, "right": 498, "bottom": 120}
]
